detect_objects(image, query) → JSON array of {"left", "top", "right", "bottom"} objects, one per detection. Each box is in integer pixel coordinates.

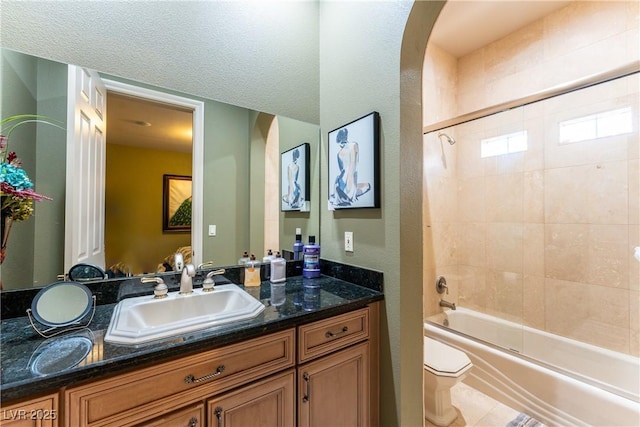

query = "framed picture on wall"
[
  {"left": 328, "top": 111, "right": 380, "bottom": 209},
  {"left": 163, "top": 174, "right": 192, "bottom": 232},
  {"left": 281, "top": 143, "right": 311, "bottom": 212}
]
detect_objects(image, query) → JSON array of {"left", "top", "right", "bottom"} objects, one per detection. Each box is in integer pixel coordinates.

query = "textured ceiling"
[
  {"left": 3, "top": 0, "right": 575, "bottom": 146},
  {"left": 1, "top": 1, "right": 320, "bottom": 124}
]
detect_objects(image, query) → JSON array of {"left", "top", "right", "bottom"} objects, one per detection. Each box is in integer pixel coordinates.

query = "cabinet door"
[
  {"left": 0, "top": 394, "right": 59, "bottom": 427},
  {"left": 207, "top": 370, "right": 295, "bottom": 427},
  {"left": 298, "top": 342, "right": 369, "bottom": 427},
  {"left": 136, "top": 404, "right": 203, "bottom": 427}
]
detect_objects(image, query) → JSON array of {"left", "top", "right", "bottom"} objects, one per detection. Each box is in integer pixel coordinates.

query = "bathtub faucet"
[{"left": 439, "top": 299, "right": 456, "bottom": 310}]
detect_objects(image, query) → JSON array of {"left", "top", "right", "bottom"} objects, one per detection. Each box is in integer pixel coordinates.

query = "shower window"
[
  {"left": 559, "top": 106, "right": 633, "bottom": 144},
  {"left": 480, "top": 130, "right": 528, "bottom": 158}
]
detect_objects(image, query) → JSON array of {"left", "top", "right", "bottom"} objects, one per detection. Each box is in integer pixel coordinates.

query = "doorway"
[{"left": 102, "top": 79, "right": 204, "bottom": 274}]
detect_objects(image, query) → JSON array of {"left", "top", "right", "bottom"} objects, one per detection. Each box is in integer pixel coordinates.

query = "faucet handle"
[
  {"left": 201, "top": 269, "right": 225, "bottom": 292},
  {"left": 141, "top": 277, "right": 168, "bottom": 299},
  {"left": 206, "top": 268, "right": 226, "bottom": 278},
  {"left": 435, "top": 276, "right": 448, "bottom": 294}
]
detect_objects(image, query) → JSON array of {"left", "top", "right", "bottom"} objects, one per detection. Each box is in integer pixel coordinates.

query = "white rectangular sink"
[{"left": 105, "top": 284, "right": 265, "bottom": 345}]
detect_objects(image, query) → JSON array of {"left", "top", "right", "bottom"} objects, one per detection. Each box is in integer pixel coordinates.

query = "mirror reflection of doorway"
[{"left": 105, "top": 92, "right": 194, "bottom": 276}]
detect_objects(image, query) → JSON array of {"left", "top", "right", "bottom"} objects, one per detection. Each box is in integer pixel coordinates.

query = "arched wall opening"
[
  {"left": 398, "top": 2, "right": 445, "bottom": 425},
  {"left": 249, "top": 112, "right": 279, "bottom": 257}
]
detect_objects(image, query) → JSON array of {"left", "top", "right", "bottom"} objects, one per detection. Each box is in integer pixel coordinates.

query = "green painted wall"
[
  {"left": 1, "top": 50, "right": 36, "bottom": 288},
  {"left": 1, "top": 50, "right": 66, "bottom": 289},
  {"left": 33, "top": 58, "right": 67, "bottom": 286},
  {"left": 318, "top": 2, "right": 444, "bottom": 425},
  {"left": 200, "top": 100, "right": 251, "bottom": 266}
]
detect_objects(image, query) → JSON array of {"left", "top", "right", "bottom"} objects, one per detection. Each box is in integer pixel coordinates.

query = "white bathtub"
[{"left": 425, "top": 307, "right": 640, "bottom": 427}]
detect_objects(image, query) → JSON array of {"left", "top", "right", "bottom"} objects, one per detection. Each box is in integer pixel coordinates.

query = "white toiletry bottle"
[
  {"left": 270, "top": 252, "right": 286, "bottom": 283},
  {"left": 262, "top": 249, "right": 275, "bottom": 280}
]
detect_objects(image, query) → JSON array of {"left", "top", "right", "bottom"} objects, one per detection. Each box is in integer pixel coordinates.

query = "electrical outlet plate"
[{"left": 345, "top": 231, "right": 354, "bottom": 252}]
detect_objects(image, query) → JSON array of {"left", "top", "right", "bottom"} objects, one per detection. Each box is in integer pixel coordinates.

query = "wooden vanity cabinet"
[
  {"left": 5, "top": 302, "right": 379, "bottom": 427},
  {"left": 0, "top": 393, "right": 59, "bottom": 427},
  {"left": 297, "top": 303, "right": 379, "bottom": 427},
  {"left": 64, "top": 329, "right": 295, "bottom": 427}
]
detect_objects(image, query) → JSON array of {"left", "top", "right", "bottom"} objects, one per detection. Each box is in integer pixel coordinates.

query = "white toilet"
[{"left": 423, "top": 336, "right": 472, "bottom": 426}]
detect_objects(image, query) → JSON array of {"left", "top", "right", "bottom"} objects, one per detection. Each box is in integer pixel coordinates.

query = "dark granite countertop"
[{"left": 1, "top": 263, "right": 383, "bottom": 403}]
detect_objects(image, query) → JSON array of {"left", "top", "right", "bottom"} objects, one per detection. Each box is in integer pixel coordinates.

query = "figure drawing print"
[
  {"left": 328, "top": 112, "right": 379, "bottom": 209},
  {"left": 283, "top": 147, "right": 302, "bottom": 209},
  {"left": 281, "top": 143, "right": 309, "bottom": 211}
]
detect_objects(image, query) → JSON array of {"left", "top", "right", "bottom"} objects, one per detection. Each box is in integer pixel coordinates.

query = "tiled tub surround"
[
  {"left": 0, "top": 261, "right": 383, "bottom": 403},
  {"left": 423, "top": 0, "right": 639, "bottom": 358}
]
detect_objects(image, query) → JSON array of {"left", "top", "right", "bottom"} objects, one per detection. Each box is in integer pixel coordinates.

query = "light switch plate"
[
  {"left": 208, "top": 225, "right": 216, "bottom": 236},
  {"left": 345, "top": 231, "right": 354, "bottom": 252}
]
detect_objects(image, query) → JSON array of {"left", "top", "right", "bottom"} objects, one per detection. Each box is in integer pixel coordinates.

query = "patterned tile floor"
[{"left": 424, "top": 381, "right": 520, "bottom": 427}]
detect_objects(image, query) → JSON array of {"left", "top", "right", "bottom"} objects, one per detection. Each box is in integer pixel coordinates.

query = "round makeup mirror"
[
  {"left": 30, "top": 281, "right": 93, "bottom": 327},
  {"left": 67, "top": 263, "right": 107, "bottom": 281}
]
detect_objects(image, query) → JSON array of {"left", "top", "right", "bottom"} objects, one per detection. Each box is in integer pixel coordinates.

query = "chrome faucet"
[
  {"left": 180, "top": 264, "right": 196, "bottom": 295},
  {"left": 439, "top": 299, "right": 456, "bottom": 310}
]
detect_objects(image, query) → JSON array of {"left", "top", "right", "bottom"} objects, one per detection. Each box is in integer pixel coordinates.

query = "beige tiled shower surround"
[{"left": 423, "top": 1, "right": 640, "bottom": 357}]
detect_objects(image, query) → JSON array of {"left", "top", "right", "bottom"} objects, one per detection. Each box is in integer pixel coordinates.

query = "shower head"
[{"left": 437, "top": 132, "right": 456, "bottom": 145}]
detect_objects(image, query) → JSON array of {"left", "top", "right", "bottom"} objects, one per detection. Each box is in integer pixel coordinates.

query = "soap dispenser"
[
  {"left": 238, "top": 251, "right": 250, "bottom": 265},
  {"left": 244, "top": 254, "right": 261, "bottom": 287}
]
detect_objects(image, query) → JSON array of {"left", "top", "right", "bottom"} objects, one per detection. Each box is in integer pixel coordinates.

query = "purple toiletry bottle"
[
  {"left": 302, "top": 236, "right": 321, "bottom": 278},
  {"left": 293, "top": 234, "right": 304, "bottom": 261}
]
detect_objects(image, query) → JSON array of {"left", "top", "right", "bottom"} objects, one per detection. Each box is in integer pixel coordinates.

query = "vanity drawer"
[
  {"left": 298, "top": 307, "right": 369, "bottom": 363},
  {"left": 64, "top": 329, "right": 295, "bottom": 427},
  {"left": 137, "top": 403, "right": 203, "bottom": 427}
]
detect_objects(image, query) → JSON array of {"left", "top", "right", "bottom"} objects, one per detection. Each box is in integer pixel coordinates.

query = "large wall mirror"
[{"left": 1, "top": 48, "right": 320, "bottom": 291}]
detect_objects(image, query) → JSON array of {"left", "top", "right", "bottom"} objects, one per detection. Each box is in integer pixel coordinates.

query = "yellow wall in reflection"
[{"left": 105, "top": 143, "right": 191, "bottom": 275}]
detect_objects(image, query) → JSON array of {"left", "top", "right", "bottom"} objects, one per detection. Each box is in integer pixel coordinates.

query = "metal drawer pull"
[
  {"left": 188, "top": 416, "right": 198, "bottom": 427},
  {"left": 302, "top": 372, "right": 311, "bottom": 402},
  {"left": 184, "top": 365, "right": 225, "bottom": 384},
  {"left": 325, "top": 326, "right": 348, "bottom": 338},
  {"left": 214, "top": 406, "right": 223, "bottom": 427}
]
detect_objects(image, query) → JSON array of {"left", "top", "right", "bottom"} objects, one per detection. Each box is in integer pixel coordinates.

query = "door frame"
[{"left": 102, "top": 79, "right": 205, "bottom": 267}]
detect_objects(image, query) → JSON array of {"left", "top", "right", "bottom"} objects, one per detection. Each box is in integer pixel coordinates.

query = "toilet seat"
[{"left": 424, "top": 336, "right": 471, "bottom": 377}]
